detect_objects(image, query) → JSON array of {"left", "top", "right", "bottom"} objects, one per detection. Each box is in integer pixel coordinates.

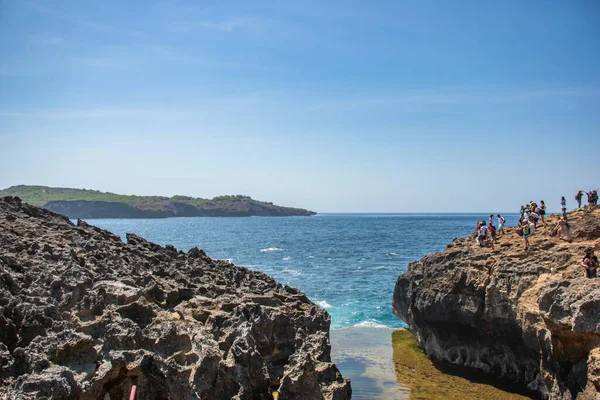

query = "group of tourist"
[
  {"left": 575, "top": 189, "right": 599, "bottom": 209},
  {"left": 475, "top": 214, "right": 506, "bottom": 250},
  {"left": 474, "top": 195, "right": 598, "bottom": 279},
  {"left": 515, "top": 200, "right": 546, "bottom": 251}
]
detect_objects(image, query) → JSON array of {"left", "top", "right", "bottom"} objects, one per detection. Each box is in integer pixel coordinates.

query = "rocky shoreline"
[
  {"left": 393, "top": 207, "right": 600, "bottom": 399},
  {"left": 0, "top": 197, "right": 349, "bottom": 399}
]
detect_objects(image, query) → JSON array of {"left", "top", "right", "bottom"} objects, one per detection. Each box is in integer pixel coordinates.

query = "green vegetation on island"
[{"left": 0, "top": 185, "right": 316, "bottom": 219}]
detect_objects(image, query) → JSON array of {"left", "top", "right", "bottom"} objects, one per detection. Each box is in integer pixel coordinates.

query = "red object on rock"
[{"left": 129, "top": 385, "right": 137, "bottom": 400}]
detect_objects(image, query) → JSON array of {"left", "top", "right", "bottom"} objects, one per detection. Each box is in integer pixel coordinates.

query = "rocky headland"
[
  {"left": 393, "top": 207, "right": 600, "bottom": 399},
  {"left": 0, "top": 196, "right": 349, "bottom": 399},
  {"left": 0, "top": 186, "right": 317, "bottom": 218}
]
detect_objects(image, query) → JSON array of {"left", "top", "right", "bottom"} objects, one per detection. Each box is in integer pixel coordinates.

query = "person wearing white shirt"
[{"left": 478, "top": 223, "right": 488, "bottom": 247}]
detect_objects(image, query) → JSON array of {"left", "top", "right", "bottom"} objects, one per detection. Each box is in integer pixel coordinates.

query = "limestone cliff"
[
  {"left": 393, "top": 208, "right": 600, "bottom": 399},
  {"left": 0, "top": 197, "right": 350, "bottom": 399}
]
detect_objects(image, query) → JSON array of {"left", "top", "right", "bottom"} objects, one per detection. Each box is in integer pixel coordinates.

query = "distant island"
[{"left": 0, "top": 185, "right": 317, "bottom": 218}]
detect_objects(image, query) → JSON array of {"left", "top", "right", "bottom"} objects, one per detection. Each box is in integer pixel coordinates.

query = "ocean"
[
  {"left": 85, "top": 213, "right": 519, "bottom": 329},
  {"left": 85, "top": 213, "right": 527, "bottom": 399}
]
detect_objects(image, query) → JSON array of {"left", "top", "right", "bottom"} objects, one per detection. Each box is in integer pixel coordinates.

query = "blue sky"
[{"left": 1, "top": 0, "right": 599, "bottom": 212}]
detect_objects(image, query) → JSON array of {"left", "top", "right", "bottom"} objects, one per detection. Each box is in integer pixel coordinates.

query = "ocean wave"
[
  {"left": 352, "top": 320, "right": 390, "bottom": 329},
  {"left": 282, "top": 256, "right": 291, "bottom": 261},
  {"left": 316, "top": 300, "right": 332, "bottom": 309},
  {"left": 260, "top": 247, "right": 282, "bottom": 252},
  {"left": 374, "top": 265, "right": 390, "bottom": 270},
  {"left": 283, "top": 268, "right": 302, "bottom": 276}
]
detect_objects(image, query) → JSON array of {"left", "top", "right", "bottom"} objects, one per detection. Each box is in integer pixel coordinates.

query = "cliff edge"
[
  {"left": 393, "top": 208, "right": 600, "bottom": 399},
  {"left": 0, "top": 197, "right": 349, "bottom": 399}
]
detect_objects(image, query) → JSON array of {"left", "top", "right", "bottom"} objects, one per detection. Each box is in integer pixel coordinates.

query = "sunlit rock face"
[
  {"left": 0, "top": 196, "right": 350, "bottom": 399},
  {"left": 393, "top": 207, "right": 600, "bottom": 399}
]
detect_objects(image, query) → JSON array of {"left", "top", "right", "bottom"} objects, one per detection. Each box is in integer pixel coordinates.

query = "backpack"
[{"left": 500, "top": 216, "right": 506, "bottom": 224}]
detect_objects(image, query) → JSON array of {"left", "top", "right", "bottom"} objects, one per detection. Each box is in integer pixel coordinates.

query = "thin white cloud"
[
  {"left": 1, "top": 86, "right": 597, "bottom": 120},
  {"left": 145, "top": 44, "right": 266, "bottom": 70},
  {"left": 23, "top": 1, "right": 143, "bottom": 37},
  {"left": 197, "top": 16, "right": 264, "bottom": 32},
  {"left": 168, "top": 16, "right": 265, "bottom": 34},
  {"left": 0, "top": 65, "right": 41, "bottom": 77},
  {"left": 33, "top": 35, "right": 63, "bottom": 45},
  {"left": 306, "top": 87, "right": 600, "bottom": 111},
  {"left": 0, "top": 109, "right": 152, "bottom": 119},
  {"left": 72, "top": 56, "right": 128, "bottom": 69},
  {"left": 0, "top": 97, "right": 263, "bottom": 119}
]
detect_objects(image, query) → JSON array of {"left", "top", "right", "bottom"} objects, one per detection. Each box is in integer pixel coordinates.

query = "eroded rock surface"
[
  {"left": 393, "top": 207, "right": 600, "bottom": 399},
  {"left": 0, "top": 197, "right": 350, "bottom": 399}
]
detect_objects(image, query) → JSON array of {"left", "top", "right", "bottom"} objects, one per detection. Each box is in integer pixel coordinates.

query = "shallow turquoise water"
[{"left": 84, "top": 213, "right": 519, "bottom": 329}]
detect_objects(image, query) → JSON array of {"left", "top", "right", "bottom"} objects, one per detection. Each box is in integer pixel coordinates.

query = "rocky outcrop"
[
  {"left": 393, "top": 207, "right": 600, "bottom": 399},
  {"left": 0, "top": 197, "right": 349, "bottom": 399}
]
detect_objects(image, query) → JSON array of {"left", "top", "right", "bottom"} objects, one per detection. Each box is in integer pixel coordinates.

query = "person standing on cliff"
[
  {"left": 521, "top": 220, "right": 530, "bottom": 251},
  {"left": 489, "top": 223, "right": 497, "bottom": 250},
  {"left": 497, "top": 214, "right": 506, "bottom": 236},
  {"left": 582, "top": 248, "right": 598, "bottom": 278},
  {"left": 585, "top": 191, "right": 593, "bottom": 206},
  {"left": 575, "top": 190, "right": 584, "bottom": 208},
  {"left": 478, "top": 222, "right": 488, "bottom": 247},
  {"left": 529, "top": 211, "right": 540, "bottom": 229},
  {"left": 560, "top": 196, "right": 567, "bottom": 221},
  {"left": 530, "top": 201, "right": 537, "bottom": 213},
  {"left": 539, "top": 200, "right": 546, "bottom": 224}
]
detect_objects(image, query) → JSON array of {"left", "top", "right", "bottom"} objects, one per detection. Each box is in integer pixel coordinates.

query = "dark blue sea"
[{"left": 84, "top": 213, "right": 520, "bottom": 330}]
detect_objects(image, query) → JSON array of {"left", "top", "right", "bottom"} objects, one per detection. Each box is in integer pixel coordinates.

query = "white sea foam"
[
  {"left": 316, "top": 300, "right": 332, "bottom": 309},
  {"left": 388, "top": 252, "right": 398, "bottom": 256},
  {"left": 283, "top": 268, "right": 302, "bottom": 276},
  {"left": 282, "top": 256, "right": 291, "bottom": 261},
  {"left": 375, "top": 265, "right": 390, "bottom": 270},
  {"left": 352, "top": 320, "right": 389, "bottom": 329},
  {"left": 260, "top": 247, "right": 282, "bottom": 252}
]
